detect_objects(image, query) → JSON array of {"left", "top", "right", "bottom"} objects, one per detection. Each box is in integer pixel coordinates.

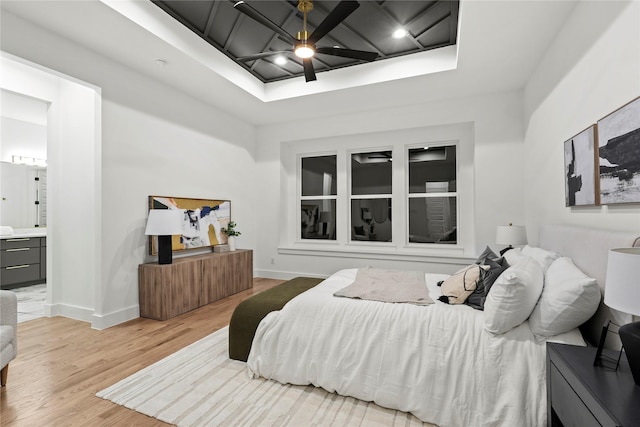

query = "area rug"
[{"left": 97, "top": 326, "right": 433, "bottom": 426}]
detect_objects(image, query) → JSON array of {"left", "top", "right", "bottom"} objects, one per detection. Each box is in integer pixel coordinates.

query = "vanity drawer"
[
  {"left": 1, "top": 246, "right": 40, "bottom": 267},
  {"left": 1, "top": 237, "right": 41, "bottom": 250},
  {"left": 1, "top": 264, "right": 41, "bottom": 286}
]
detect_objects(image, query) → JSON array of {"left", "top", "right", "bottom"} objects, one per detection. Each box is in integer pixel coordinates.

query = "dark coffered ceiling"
[{"left": 152, "top": 1, "right": 460, "bottom": 83}]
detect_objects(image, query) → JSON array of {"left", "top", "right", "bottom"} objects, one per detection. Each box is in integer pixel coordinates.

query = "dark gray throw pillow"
[
  {"left": 476, "top": 245, "right": 500, "bottom": 263},
  {"left": 466, "top": 254, "right": 509, "bottom": 310}
]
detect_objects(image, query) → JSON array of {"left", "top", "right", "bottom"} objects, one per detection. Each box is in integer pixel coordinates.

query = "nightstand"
[{"left": 547, "top": 342, "right": 640, "bottom": 427}]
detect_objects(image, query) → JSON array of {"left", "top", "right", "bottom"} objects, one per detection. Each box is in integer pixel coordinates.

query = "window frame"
[
  {"left": 297, "top": 152, "right": 338, "bottom": 242},
  {"left": 283, "top": 123, "right": 473, "bottom": 259},
  {"left": 348, "top": 147, "right": 394, "bottom": 244},
  {"left": 405, "top": 141, "right": 460, "bottom": 247}
]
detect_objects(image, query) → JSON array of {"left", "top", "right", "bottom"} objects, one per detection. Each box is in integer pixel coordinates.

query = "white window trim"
[
  {"left": 348, "top": 147, "right": 393, "bottom": 244},
  {"left": 281, "top": 122, "right": 475, "bottom": 259},
  {"left": 405, "top": 141, "right": 461, "bottom": 249},
  {"left": 297, "top": 151, "right": 338, "bottom": 242}
]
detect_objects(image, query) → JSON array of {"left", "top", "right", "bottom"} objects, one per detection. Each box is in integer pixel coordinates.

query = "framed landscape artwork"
[
  {"left": 564, "top": 125, "right": 599, "bottom": 206},
  {"left": 597, "top": 96, "right": 640, "bottom": 204},
  {"left": 148, "top": 196, "right": 231, "bottom": 255}
]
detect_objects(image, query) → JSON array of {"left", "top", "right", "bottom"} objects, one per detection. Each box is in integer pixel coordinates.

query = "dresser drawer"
[
  {"left": 1, "top": 264, "right": 41, "bottom": 286},
  {"left": 550, "top": 364, "right": 600, "bottom": 427},
  {"left": 1, "top": 237, "right": 41, "bottom": 250},
  {"left": 1, "top": 246, "right": 40, "bottom": 267}
]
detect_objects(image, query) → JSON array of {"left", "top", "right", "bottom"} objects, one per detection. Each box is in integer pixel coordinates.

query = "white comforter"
[{"left": 247, "top": 269, "right": 582, "bottom": 427}]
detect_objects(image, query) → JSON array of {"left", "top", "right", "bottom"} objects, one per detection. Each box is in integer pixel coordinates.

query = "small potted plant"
[{"left": 222, "top": 221, "right": 241, "bottom": 251}]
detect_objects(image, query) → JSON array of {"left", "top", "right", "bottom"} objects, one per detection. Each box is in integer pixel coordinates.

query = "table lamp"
[
  {"left": 604, "top": 247, "right": 640, "bottom": 385},
  {"left": 144, "top": 209, "right": 183, "bottom": 264},
  {"left": 496, "top": 223, "right": 527, "bottom": 255}
]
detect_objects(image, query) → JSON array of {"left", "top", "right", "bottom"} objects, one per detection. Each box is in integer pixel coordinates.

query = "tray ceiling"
[{"left": 152, "top": 0, "right": 460, "bottom": 83}]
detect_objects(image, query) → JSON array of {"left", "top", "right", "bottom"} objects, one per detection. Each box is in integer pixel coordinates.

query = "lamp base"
[
  {"left": 620, "top": 321, "right": 640, "bottom": 386},
  {"left": 158, "top": 235, "right": 173, "bottom": 265},
  {"left": 499, "top": 245, "right": 514, "bottom": 256}
]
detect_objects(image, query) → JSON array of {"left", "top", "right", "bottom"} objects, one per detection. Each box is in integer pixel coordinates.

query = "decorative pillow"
[
  {"left": 528, "top": 257, "right": 600, "bottom": 339},
  {"left": 483, "top": 257, "right": 544, "bottom": 335},
  {"left": 466, "top": 256, "right": 510, "bottom": 310},
  {"left": 522, "top": 245, "right": 560, "bottom": 273},
  {"left": 475, "top": 246, "right": 500, "bottom": 263},
  {"left": 439, "top": 264, "right": 488, "bottom": 305}
]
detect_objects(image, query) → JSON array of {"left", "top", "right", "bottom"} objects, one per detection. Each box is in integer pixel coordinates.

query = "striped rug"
[{"left": 97, "top": 326, "right": 434, "bottom": 426}]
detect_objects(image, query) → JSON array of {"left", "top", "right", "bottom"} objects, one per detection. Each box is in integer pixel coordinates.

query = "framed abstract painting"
[
  {"left": 597, "top": 96, "right": 640, "bottom": 205},
  {"left": 148, "top": 196, "right": 231, "bottom": 255},
  {"left": 564, "top": 125, "right": 599, "bottom": 207}
]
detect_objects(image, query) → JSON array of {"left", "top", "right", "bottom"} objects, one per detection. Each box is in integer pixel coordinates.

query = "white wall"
[
  {"left": 0, "top": 118, "right": 47, "bottom": 162},
  {"left": 255, "top": 90, "right": 526, "bottom": 278},
  {"left": 2, "top": 11, "right": 256, "bottom": 328},
  {"left": 523, "top": 0, "right": 640, "bottom": 242}
]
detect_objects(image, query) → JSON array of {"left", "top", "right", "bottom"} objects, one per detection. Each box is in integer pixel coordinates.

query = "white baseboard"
[
  {"left": 44, "top": 303, "right": 93, "bottom": 325},
  {"left": 44, "top": 303, "right": 140, "bottom": 330},
  {"left": 91, "top": 305, "right": 140, "bottom": 330}
]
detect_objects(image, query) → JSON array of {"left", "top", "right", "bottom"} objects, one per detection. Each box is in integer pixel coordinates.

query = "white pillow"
[
  {"left": 503, "top": 247, "right": 527, "bottom": 265},
  {"left": 522, "top": 245, "right": 560, "bottom": 273},
  {"left": 528, "top": 257, "right": 600, "bottom": 339},
  {"left": 484, "top": 257, "right": 544, "bottom": 335}
]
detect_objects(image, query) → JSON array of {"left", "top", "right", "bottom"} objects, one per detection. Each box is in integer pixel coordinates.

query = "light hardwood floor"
[{"left": 0, "top": 278, "right": 285, "bottom": 427}]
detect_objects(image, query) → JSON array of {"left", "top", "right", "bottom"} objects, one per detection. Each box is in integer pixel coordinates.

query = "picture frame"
[
  {"left": 597, "top": 96, "right": 640, "bottom": 205},
  {"left": 564, "top": 125, "right": 599, "bottom": 207},
  {"left": 593, "top": 320, "right": 623, "bottom": 370},
  {"left": 148, "top": 196, "right": 231, "bottom": 255}
]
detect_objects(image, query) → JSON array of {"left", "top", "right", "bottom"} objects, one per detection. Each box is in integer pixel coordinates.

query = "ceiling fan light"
[
  {"left": 294, "top": 44, "right": 315, "bottom": 59},
  {"left": 294, "top": 44, "right": 316, "bottom": 59}
]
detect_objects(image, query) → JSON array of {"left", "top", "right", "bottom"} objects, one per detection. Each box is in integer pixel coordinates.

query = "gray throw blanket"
[{"left": 333, "top": 267, "right": 434, "bottom": 306}]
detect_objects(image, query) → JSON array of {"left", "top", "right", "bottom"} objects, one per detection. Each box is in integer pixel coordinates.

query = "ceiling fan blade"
[
  {"left": 303, "top": 58, "right": 317, "bottom": 82},
  {"left": 316, "top": 46, "right": 377, "bottom": 62},
  {"left": 233, "top": 1, "right": 296, "bottom": 44},
  {"left": 308, "top": 1, "right": 360, "bottom": 44},
  {"left": 237, "top": 51, "right": 291, "bottom": 62}
]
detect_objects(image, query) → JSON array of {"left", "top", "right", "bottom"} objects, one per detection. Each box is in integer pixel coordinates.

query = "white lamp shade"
[
  {"left": 604, "top": 248, "right": 640, "bottom": 316},
  {"left": 144, "top": 209, "right": 183, "bottom": 236},
  {"left": 496, "top": 225, "right": 527, "bottom": 246}
]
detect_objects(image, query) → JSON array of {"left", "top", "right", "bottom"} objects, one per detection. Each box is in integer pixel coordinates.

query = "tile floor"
[{"left": 11, "top": 283, "right": 47, "bottom": 323}]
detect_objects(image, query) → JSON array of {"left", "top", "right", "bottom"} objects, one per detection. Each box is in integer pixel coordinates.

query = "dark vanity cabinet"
[{"left": 0, "top": 236, "right": 46, "bottom": 288}]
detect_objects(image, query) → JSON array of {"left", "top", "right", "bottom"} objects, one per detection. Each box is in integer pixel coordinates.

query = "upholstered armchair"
[{"left": 1, "top": 290, "right": 17, "bottom": 386}]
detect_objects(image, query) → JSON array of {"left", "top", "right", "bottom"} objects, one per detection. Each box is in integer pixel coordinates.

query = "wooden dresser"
[{"left": 138, "top": 249, "right": 252, "bottom": 320}]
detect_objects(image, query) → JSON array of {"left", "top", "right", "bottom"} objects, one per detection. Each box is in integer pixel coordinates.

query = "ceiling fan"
[{"left": 233, "top": 0, "right": 379, "bottom": 82}]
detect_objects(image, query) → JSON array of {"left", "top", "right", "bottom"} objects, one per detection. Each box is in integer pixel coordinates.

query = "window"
[
  {"left": 350, "top": 150, "right": 392, "bottom": 242},
  {"left": 287, "top": 124, "right": 470, "bottom": 256},
  {"left": 407, "top": 145, "right": 457, "bottom": 244},
  {"left": 300, "top": 155, "right": 336, "bottom": 240}
]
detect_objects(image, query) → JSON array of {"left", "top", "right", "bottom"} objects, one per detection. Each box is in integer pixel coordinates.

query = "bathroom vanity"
[{"left": 0, "top": 228, "right": 46, "bottom": 289}]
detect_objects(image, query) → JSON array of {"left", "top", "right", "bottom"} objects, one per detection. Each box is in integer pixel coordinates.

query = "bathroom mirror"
[{"left": 0, "top": 161, "right": 47, "bottom": 228}]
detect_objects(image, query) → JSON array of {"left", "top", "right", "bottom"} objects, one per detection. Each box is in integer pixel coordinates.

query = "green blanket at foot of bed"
[{"left": 228, "top": 276, "right": 324, "bottom": 361}]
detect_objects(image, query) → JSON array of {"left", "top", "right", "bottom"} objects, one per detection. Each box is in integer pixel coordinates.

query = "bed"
[{"left": 244, "top": 225, "right": 640, "bottom": 426}]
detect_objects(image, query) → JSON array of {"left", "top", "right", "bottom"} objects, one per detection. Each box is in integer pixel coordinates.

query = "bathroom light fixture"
[{"left": 11, "top": 155, "right": 47, "bottom": 167}]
